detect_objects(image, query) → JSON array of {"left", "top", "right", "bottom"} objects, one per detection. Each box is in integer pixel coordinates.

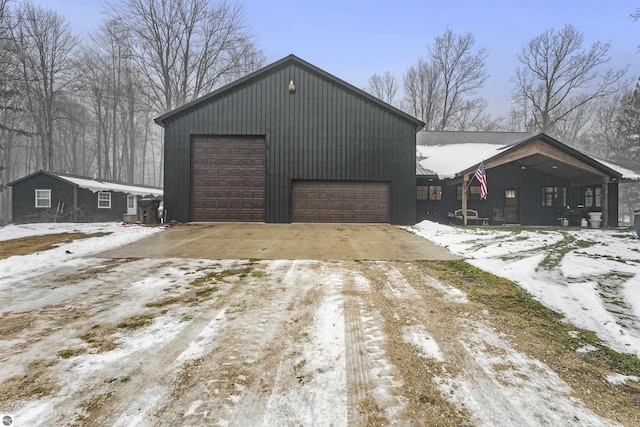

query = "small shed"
[
  {"left": 155, "top": 54, "right": 424, "bottom": 225},
  {"left": 8, "top": 170, "right": 163, "bottom": 224}
]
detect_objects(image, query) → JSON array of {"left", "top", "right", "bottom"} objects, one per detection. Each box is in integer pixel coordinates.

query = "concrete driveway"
[{"left": 100, "top": 223, "right": 460, "bottom": 261}]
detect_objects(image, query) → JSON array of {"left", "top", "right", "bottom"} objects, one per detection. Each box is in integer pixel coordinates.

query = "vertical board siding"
[{"left": 164, "top": 61, "right": 418, "bottom": 224}]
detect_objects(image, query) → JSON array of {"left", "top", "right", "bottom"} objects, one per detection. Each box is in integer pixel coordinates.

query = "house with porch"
[{"left": 416, "top": 132, "right": 640, "bottom": 227}]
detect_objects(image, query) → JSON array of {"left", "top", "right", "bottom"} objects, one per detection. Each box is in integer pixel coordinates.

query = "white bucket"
[
  {"left": 588, "top": 212, "right": 602, "bottom": 220},
  {"left": 588, "top": 219, "right": 602, "bottom": 228}
]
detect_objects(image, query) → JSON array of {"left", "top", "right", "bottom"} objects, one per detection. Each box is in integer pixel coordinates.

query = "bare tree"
[
  {"left": 108, "top": 0, "right": 265, "bottom": 114},
  {"left": 613, "top": 79, "right": 640, "bottom": 168},
  {"left": 77, "top": 17, "right": 158, "bottom": 184},
  {"left": 367, "top": 71, "right": 397, "bottom": 104},
  {"left": 547, "top": 99, "right": 596, "bottom": 147},
  {"left": 402, "top": 58, "right": 442, "bottom": 130},
  {"left": 402, "top": 28, "right": 488, "bottom": 130},
  {"left": 429, "top": 28, "right": 488, "bottom": 130},
  {"left": 8, "top": 2, "right": 78, "bottom": 170},
  {"left": 450, "top": 99, "right": 502, "bottom": 131},
  {"left": 513, "top": 24, "right": 628, "bottom": 133},
  {"left": 588, "top": 94, "right": 623, "bottom": 158}
]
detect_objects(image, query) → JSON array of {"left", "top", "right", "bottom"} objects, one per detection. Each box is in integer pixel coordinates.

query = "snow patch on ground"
[
  {"left": 437, "top": 322, "right": 621, "bottom": 427},
  {"left": 402, "top": 325, "right": 444, "bottom": 362},
  {"left": 174, "top": 309, "right": 227, "bottom": 367},
  {"left": 263, "top": 286, "right": 347, "bottom": 426},
  {"left": 411, "top": 221, "right": 640, "bottom": 358},
  {"left": 607, "top": 373, "right": 640, "bottom": 385},
  {"left": 0, "top": 222, "right": 162, "bottom": 285}
]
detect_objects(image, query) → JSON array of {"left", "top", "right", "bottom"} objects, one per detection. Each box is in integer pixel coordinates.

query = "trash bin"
[
  {"left": 122, "top": 213, "right": 138, "bottom": 223},
  {"left": 138, "top": 198, "right": 161, "bottom": 224},
  {"left": 635, "top": 209, "right": 640, "bottom": 239}
]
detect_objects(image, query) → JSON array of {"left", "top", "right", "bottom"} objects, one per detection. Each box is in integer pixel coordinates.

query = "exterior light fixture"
[
  {"left": 288, "top": 80, "right": 296, "bottom": 92},
  {"left": 552, "top": 165, "right": 558, "bottom": 169}
]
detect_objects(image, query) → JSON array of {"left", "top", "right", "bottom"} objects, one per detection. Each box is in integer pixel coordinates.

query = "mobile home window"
[
  {"left": 35, "top": 189, "right": 51, "bottom": 208},
  {"left": 417, "top": 185, "right": 442, "bottom": 201},
  {"left": 541, "top": 186, "right": 566, "bottom": 207},
  {"left": 127, "top": 195, "right": 135, "bottom": 209},
  {"left": 98, "top": 192, "right": 111, "bottom": 209}
]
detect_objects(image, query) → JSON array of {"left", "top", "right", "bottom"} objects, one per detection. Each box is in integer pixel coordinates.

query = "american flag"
[{"left": 474, "top": 162, "right": 487, "bottom": 199}]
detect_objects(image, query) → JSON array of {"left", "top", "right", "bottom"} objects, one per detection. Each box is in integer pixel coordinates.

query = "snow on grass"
[
  {"left": 411, "top": 221, "right": 640, "bottom": 358},
  {"left": 174, "top": 309, "right": 227, "bottom": 367},
  {"left": 263, "top": 282, "right": 347, "bottom": 426},
  {"left": 15, "top": 313, "right": 189, "bottom": 426},
  {"left": 422, "top": 274, "right": 469, "bottom": 304},
  {"left": 4, "top": 221, "right": 638, "bottom": 425},
  {"left": 402, "top": 325, "right": 444, "bottom": 362},
  {"left": 436, "top": 321, "right": 620, "bottom": 427},
  {"left": 607, "top": 373, "right": 640, "bottom": 385},
  {"left": 0, "top": 222, "right": 162, "bottom": 285}
]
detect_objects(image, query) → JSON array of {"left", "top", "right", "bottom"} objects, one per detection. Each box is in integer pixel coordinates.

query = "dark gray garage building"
[{"left": 155, "top": 55, "right": 423, "bottom": 225}]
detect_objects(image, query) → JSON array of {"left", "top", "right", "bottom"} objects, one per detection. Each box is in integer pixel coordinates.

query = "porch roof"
[{"left": 417, "top": 132, "right": 638, "bottom": 182}]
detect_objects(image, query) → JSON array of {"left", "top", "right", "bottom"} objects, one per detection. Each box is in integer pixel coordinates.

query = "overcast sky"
[{"left": 31, "top": 0, "right": 640, "bottom": 117}]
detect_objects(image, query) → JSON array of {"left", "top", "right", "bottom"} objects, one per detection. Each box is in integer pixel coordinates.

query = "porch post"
[
  {"left": 73, "top": 186, "right": 78, "bottom": 222},
  {"left": 601, "top": 176, "right": 609, "bottom": 227},
  {"left": 462, "top": 174, "right": 469, "bottom": 226}
]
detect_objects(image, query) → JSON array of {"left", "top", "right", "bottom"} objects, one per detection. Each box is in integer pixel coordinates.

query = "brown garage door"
[
  {"left": 292, "top": 180, "right": 390, "bottom": 223},
  {"left": 192, "top": 136, "right": 265, "bottom": 222}
]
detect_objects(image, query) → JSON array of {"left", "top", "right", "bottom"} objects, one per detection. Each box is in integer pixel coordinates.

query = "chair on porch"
[{"left": 492, "top": 208, "right": 505, "bottom": 225}]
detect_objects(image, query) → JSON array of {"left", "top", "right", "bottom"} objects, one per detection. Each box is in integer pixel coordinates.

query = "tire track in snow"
[
  {"left": 262, "top": 267, "right": 347, "bottom": 426},
  {"left": 155, "top": 260, "right": 315, "bottom": 426},
  {"left": 344, "top": 267, "right": 407, "bottom": 425},
  {"left": 344, "top": 288, "right": 370, "bottom": 425}
]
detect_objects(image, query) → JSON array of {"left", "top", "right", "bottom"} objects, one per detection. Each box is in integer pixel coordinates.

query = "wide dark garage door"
[
  {"left": 191, "top": 136, "right": 265, "bottom": 221},
  {"left": 292, "top": 180, "right": 390, "bottom": 223}
]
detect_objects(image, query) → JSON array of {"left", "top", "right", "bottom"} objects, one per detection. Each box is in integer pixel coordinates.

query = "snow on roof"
[
  {"left": 416, "top": 131, "right": 640, "bottom": 181},
  {"left": 56, "top": 173, "right": 163, "bottom": 197},
  {"left": 416, "top": 162, "right": 436, "bottom": 176},
  {"left": 417, "top": 143, "right": 507, "bottom": 179},
  {"left": 416, "top": 131, "right": 532, "bottom": 179},
  {"left": 417, "top": 131, "right": 533, "bottom": 146},
  {"left": 590, "top": 158, "right": 640, "bottom": 181}
]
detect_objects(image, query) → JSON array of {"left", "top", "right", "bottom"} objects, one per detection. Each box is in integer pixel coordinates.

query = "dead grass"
[
  {"left": 0, "top": 359, "right": 61, "bottom": 407},
  {"left": 146, "top": 266, "right": 255, "bottom": 308},
  {"left": 57, "top": 348, "right": 87, "bottom": 359},
  {"left": 0, "top": 232, "right": 111, "bottom": 260},
  {"left": 79, "top": 324, "right": 118, "bottom": 353},
  {"left": 116, "top": 313, "right": 156, "bottom": 330}
]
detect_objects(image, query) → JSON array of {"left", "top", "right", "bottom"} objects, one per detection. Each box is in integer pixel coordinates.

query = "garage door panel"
[
  {"left": 191, "top": 136, "right": 265, "bottom": 222},
  {"left": 292, "top": 180, "right": 390, "bottom": 223}
]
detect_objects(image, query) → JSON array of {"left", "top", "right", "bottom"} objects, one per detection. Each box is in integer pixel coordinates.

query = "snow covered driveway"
[{"left": 0, "top": 223, "right": 638, "bottom": 426}]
